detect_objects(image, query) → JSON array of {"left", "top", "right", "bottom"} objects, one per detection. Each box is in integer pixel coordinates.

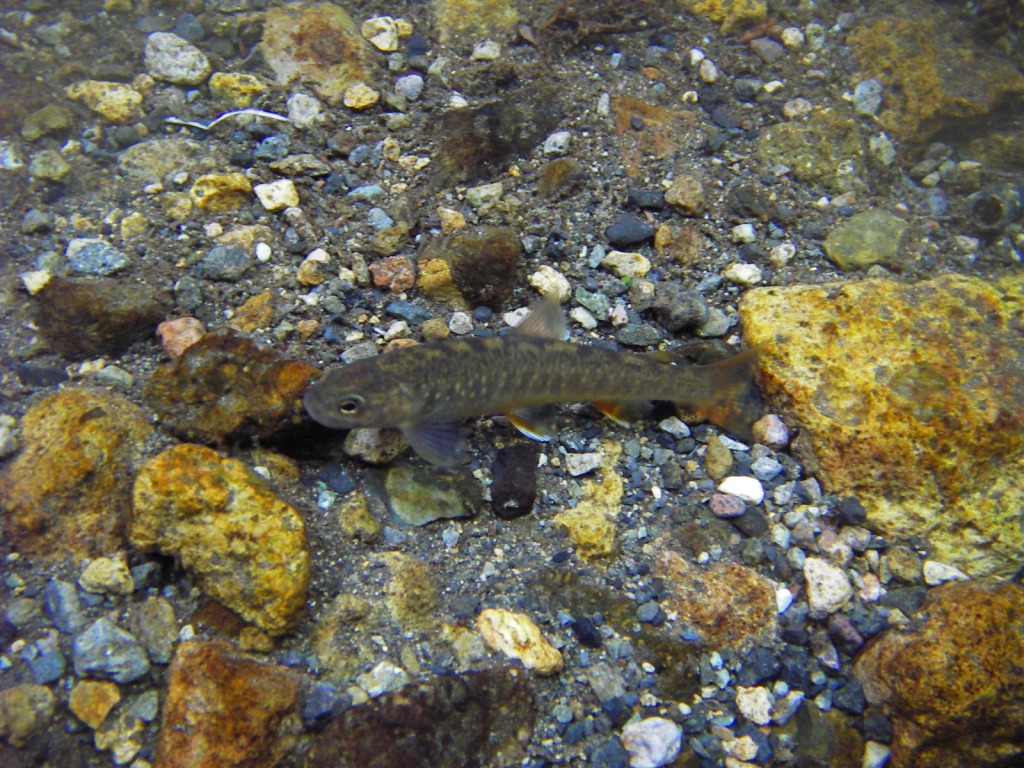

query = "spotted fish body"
[{"left": 304, "top": 296, "right": 761, "bottom": 465}]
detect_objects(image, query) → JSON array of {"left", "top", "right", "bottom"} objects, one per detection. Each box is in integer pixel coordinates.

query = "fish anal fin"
[
  {"left": 592, "top": 400, "right": 653, "bottom": 426},
  {"left": 510, "top": 294, "right": 568, "bottom": 341},
  {"left": 506, "top": 405, "right": 559, "bottom": 442},
  {"left": 402, "top": 421, "right": 468, "bottom": 466}
]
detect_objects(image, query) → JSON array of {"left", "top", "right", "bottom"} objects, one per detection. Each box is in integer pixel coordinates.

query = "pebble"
[
  {"left": 750, "top": 37, "right": 785, "bottom": 63},
  {"left": 565, "top": 451, "right": 604, "bottom": 477},
  {"left": 664, "top": 175, "right": 705, "bottom": 216},
  {"left": 21, "top": 209, "right": 54, "bottom": 234},
  {"left": 853, "top": 78, "right": 884, "bottom": 116},
  {"left": 66, "top": 238, "right": 129, "bottom": 276},
  {"left": 723, "top": 262, "right": 763, "bottom": 285},
  {"left": 471, "top": 40, "right": 501, "bottom": 61},
  {"left": 619, "top": 717, "right": 683, "bottom": 768},
  {"left": 750, "top": 455, "right": 784, "bottom": 481},
  {"left": 79, "top": 555, "right": 135, "bottom": 595},
  {"left": 730, "top": 223, "right": 757, "bottom": 243},
  {"left": 144, "top": 32, "right": 211, "bottom": 85},
  {"left": 43, "top": 579, "right": 86, "bottom": 633},
  {"left": 605, "top": 214, "right": 655, "bottom": 247},
  {"left": 395, "top": 73, "right": 424, "bottom": 100},
  {"left": 362, "top": 16, "right": 401, "bottom": 52},
  {"left": 803, "top": 557, "right": 853, "bottom": 617},
  {"left": 601, "top": 250, "right": 651, "bottom": 279},
  {"left": 448, "top": 311, "right": 474, "bottom": 335},
  {"left": 27, "top": 633, "right": 66, "bottom": 685},
  {"left": 543, "top": 131, "right": 572, "bottom": 155},
  {"left": 782, "top": 97, "right": 814, "bottom": 119},
  {"left": 716, "top": 475, "right": 764, "bottom": 504},
  {"left": 0, "top": 684, "right": 55, "bottom": 747},
  {"left": 571, "top": 306, "right": 598, "bottom": 329},
  {"left": 781, "top": 27, "right": 805, "bottom": 47},
  {"left": 698, "top": 58, "right": 718, "bottom": 84},
  {"left": 29, "top": 149, "right": 71, "bottom": 182},
  {"left": 344, "top": 427, "right": 406, "bottom": 465},
  {"left": 134, "top": 595, "right": 177, "bottom": 664},
  {"left": 69, "top": 680, "right": 122, "bottom": 729},
  {"left": 357, "top": 660, "right": 410, "bottom": 697},
  {"left": 466, "top": 181, "right": 502, "bottom": 210},
  {"left": 922, "top": 559, "right": 969, "bottom": 585},
  {"left": 862, "top": 741, "right": 891, "bottom": 768},
  {"left": 477, "top": 608, "right": 563, "bottom": 676},
  {"left": 343, "top": 82, "right": 380, "bottom": 109},
  {"left": 709, "top": 493, "right": 747, "bottom": 518},
  {"left": 287, "top": 92, "right": 323, "bottom": 127},
  {"left": 752, "top": 414, "right": 789, "bottom": 448},
  {"left": 73, "top": 618, "right": 150, "bottom": 683},
  {"left": 528, "top": 265, "right": 572, "bottom": 302},
  {"left": 195, "top": 244, "right": 252, "bottom": 281},
  {"left": 156, "top": 317, "right": 206, "bottom": 358},
  {"left": 254, "top": 179, "right": 299, "bottom": 211}
]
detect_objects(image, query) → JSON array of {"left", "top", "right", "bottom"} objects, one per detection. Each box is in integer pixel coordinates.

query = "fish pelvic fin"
[
  {"left": 506, "top": 405, "right": 559, "bottom": 441},
  {"left": 591, "top": 400, "right": 653, "bottom": 426},
  {"left": 511, "top": 294, "right": 569, "bottom": 341},
  {"left": 402, "top": 420, "right": 468, "bottom": 467},
  {"left": 681, "top": 346, "right": 764, "bottom": 439}
]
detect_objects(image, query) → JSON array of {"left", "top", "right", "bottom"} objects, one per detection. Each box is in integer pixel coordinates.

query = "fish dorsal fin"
[
  {"left": 505, "top": 405, "right": 560, "bottom": 441},
  {"left": 510, "top": 295, "right": 568, "bottom": 341},
  {"left": 402, "top": 421, "right": 467, "bottom": 467},
  {"left": 592, "top": 400, "right": 654, "bottom": 426}
]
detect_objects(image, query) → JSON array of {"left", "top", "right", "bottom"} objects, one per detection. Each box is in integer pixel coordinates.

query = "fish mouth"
[{"left": 303, "top": 381, "right": 350, "bottom": 429}]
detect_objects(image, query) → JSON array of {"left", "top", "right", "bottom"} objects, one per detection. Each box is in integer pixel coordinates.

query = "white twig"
[{"left": 164, "top": 108, "right": 291, "bottom": 131}]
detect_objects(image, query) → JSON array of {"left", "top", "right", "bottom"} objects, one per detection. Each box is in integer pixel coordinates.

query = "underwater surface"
[{"left": 1, "top": 0, "right": 1023, "bottom": 766}]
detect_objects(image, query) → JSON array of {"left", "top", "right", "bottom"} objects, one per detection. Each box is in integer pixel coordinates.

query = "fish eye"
[{"left": 337, "top": 395, "right": 364, "bottom": 415}]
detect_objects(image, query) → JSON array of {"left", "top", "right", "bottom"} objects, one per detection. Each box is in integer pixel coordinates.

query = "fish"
[{"left": 304, "top": 295, "right": 762, "bottom": 466}]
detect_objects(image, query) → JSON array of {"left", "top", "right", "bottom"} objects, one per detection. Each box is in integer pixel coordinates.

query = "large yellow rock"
[
  {"left": 553, "top": 443, "right": 622, "bottom": 559},
  {"left": 66, "top": 80, "right": 143, "bottom": 123},
  {"left": 131, "top": 444, "right": 310, "bottom": 635},
  {"left": 740, "top": 274, "right": 1024, "bottom": 576}
]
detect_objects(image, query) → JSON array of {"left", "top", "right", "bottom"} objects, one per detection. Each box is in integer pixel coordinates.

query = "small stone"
[
  {"left": 133, "top": 595, "right": 177, "bottom": 664},
  {"left": 73, "top": 618, "right": 150, "bottom": 683},
  {"left": 780, "top": 27, "right": 805, "bottom": 47},
  {"left": 605, "top": 214, "right": 655, "bottom": 247},
  {"left": 619, "top": 716, "right": 683, "bottom": 768},
  {"left": 751, "top": 455, "right": 784, "bottom": 481},
  {"left": 565, "top": 452, "right": 604, "bottom": 477},
  {"left": 471, "top": 40, "right": 501, "bottom": 61},
  {"left": 79, "top": 555, "right": 135, "bottom": 595},
  {"left": 21, "top": 209, "right": 55, "bottom": 234},
  {"left": 709, "top": 493, "right": 747, "bottom": 518},
  {"left": 369, "top": 255, "right": 415, "bottom": 293},
  {"left": 384, "top": 463, "right": 480, "bottom": 525},
  {"left": 362, "top": 16, "right": 400, "bottom": 52},
  {"left": 717, "top": 475, "right": 765, "bottom": 504},
  {"left": 196, "top": 244, "right": 252, "bottom": 281},
  {"left": 543, "top": 131, "right": 572, "bottom": 155},
  {"left": 208, "top": 72, "right": 267, "bottom": 108},
  {"left": 287, "top": 92, "right": 323, "bottom": 128},
  {"left": 0, "top": 684, "right": 55, "bottom": 747},
  {"left": 344, "top": 427, "right": 407, "bottom": 465},
  {"left": 922, "top": 559, "right": 969, "bottom": 585},
  {"left": 357, "top": 660, "right": 410, "bottom": 697},
  {"left": 863, "top": 741, "right": 891, "bottom": 768},
  {"left": 750, "top": 37, "right": 785, "bottom": 63},
  {"left": 570, "top": 307, "right": 597, "bottom": 330},
  {"left": 144, "top": 32, "right": 211, "bottom": 85},
  {"left": 156, "top": 317, "right": 206, "bottom": 358},
  {"left": 664, "top": 175, "right": 705, "bottom": 216},
  {"left": 853, "top": 78, "right": 884, "bottom": 117},
  {"left": 735, "top": 685, "right": 774, "bottom": 726},
  {"left": 528, "top": 265, "right": 571, "bottom": 302},
  {"left": 723, "top": 262, "right": 763, "bottom": 285},
  {"left": 343, "top": 82, "right": 380, "bottom": 109},
  {"left": 21, "top": 104, "right": 73, "bottom": 142},
  {"left": 28, "top": 149, "right": 71, "bottom": 182},
  {"left": 27, "top": 633, "right": 66, "bottom": 684},
  {"left": 752, "top": 414, "right": 789, "bottom": 448},
  {"left": 394, "top": 73, "right": 424, "bottom": 100},
  {"left": 69, "top": 680, "right": 122, "bottom": 730},
  {"left": 254, "top": 179, "right": 299, "bottom": 211},
  {"left": 297, "top": 248, "right": 331, "bottom": 286},
  {"left": 65, "top": 80, "right": 143, "bottom": 123},
  {"left": 477, "top": 608, "right": 563, "bottom": 675},
  {"left": 803, "top": 557, "right": 853, "bottom": 617},
  {"left": 466, "top": 181, "right": 503, "bottom": 211},
  {"left": 43, "top": 579, "right": 86, "bottom": 633},
  {"left": 730, "top": 223, "right": 757, "bottom": 243},
  {"left": 66, "top": 238, "right": 129, "bottom": 276},
  {"left": 190, "top": 172, "right": 252, "bottom": 212},
  {"left": 437, "top": 206, "right": 466, "bottom": 233},
  {"left": 449, "top": 311, "right": 474, "bottom": 335},
  {"left": 601, "top": 250, "right": 651, "bottom": 279}
]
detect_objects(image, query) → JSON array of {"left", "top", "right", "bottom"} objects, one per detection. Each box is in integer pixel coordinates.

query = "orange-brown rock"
[
  {"left": 739, "top": 275, "right": 1024, "bottom": 577},
  {"left": 131, "top": 444, "right": 310, "bottom": 636},
  {"left": 0, "top": 387, "right": 152, "bottom": 559},
  {"left": 854, "top": 579, "right": 1024, "bottom": 768},
  {"left": 143, "top": 333, "right": 319, "bottom": 443},
  {"left": 155, "top": 640, "right": 302, "bottom": 768},
  {"left": 656, "top": 549, "right": 776, "bottom": 650}
]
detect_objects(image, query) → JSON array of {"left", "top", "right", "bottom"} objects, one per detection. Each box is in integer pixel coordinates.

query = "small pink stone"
[
  {"left": 156, "top": 316, "right": 206, "bottom": 358},
  {"left": 752, "top": 413, "right": 790, "bottom": 449},
  {"left": 709, "top": 492, "right": 747, "bottom": 518}
]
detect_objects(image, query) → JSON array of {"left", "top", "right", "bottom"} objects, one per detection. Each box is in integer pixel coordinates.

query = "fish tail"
[{"left": 681, "top": 347, "right": 763, "bottom": 439}]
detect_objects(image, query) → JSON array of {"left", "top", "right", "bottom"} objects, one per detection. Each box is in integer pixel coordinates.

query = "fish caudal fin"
[{"left": 682, "top": 347, "right": 763, "bottom": 439}]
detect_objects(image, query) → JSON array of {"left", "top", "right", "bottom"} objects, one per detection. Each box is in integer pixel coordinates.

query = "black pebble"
[
  {"left": 838, "top": 496, "right": 867, "bottom": 526},
  {"left": 832, "top": 680, "right": 867, "bottom": 715},
  {"left": 317, "top": 464, "right": 356, "bottom": 495},
  {"left": 572, "top": 616, "right": 603, "bottom": 648},
  {"left": 604, "top": 213, "right": 655, "bottom": 247},
  {"left": 491, "top": 443, "right": 539, "bottom": 519}
]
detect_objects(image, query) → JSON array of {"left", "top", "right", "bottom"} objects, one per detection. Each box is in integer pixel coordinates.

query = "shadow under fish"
[{"left": 304, "top": 296, "right": 762, "bottom": 466}]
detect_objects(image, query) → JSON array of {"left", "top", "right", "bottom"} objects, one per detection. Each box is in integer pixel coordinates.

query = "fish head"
[{"left": 303, "top": 358, "right": 421, "bottom": 430}]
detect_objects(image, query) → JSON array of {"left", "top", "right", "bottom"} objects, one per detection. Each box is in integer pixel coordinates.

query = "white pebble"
[
  {"left": 471, "top": 40, "right": 501, "bottom": 61},
  {"left": 922, "top": 560, "right": 969, "bottom": 585},
  {"left": 570, "top": 306, "right": 598, "bottom": 330},
  {"left": 782, "top": 97, "right": 813, "bottom": 119},
  {"left": 698, "top": 58, "right": 718, "bottom": 84},
  {"left": 716, "top": 475, "right": 764, "bottom": 504},
  {"left": 144, "top": 32, "right": 210, "bottom": 85},
  {"left": 287, "top": 92, "right": 322, "bottom": 127},
  {"left": 658, "top": 417, "right": 690, "bottom": 438},
  {"left": 395, "top": 73, "right": 424, "bottom": 100},
  {"left": 448, "top": 312, "right": 473, "bottom": 335},
  {"left": 735, "top": 686, "right": 774, "bottom": 726},
  {"left": 254, "top": 179, "right": 299, "bottom": 211},
  {"left": 776, "top": 587, "right": 794, "bottom": 614},
  {"left": 769, "top": 243, "right": 796, "bottom": 268},
  {"left": 620, "top": 717, "right": 683, "bottom": 768},
  {"left": 362, "top": 16, "right": 400, "bottom": 52},
  {"left": 723, "top": 262, "right": 763, "bottom": 285},
  {"left": 781, "top": 27, "right": 805, "bottom": 47},
  {"left": 730, "top": 223, "right": 757, "bottom": 243},
  {"left": 565, "top": 452, "right": 604, "bottom": 477},
  {"left": 862, "top": 741, "right": 891, "bottom": 768},
  {"left": 543, "top": 130, "right": 572, "bottom": 155},
  {"left": 527, "top": 265, "right": 571, "bottom": 302},
  {"left": 803, "top": 557, "right": 853, "bottom": 617},
  {"left": 601, "top": 250, "right": 651, "bottom": 279},
  {"left": 255, "top": 242, "right": 272, "bottom": 262}
]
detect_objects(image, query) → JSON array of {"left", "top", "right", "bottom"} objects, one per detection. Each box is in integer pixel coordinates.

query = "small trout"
[{"left": 304, "top": 296, "right": 761, "bottom": 465}]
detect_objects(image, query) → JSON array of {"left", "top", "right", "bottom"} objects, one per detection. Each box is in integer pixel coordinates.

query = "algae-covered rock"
[
  {"left": 553, "top": 443, "right": 623, "bottom": 559},
  {"left": 131, "top": 444, "right": 310, "bottom": 635},
  {"left": 824, "top": 209, "right": 909, "bottom": 271},
  {"left": 384, "top": 463, "right": 481, "bottom": 526},
  {"left": 740, "top": 274, "right": 1024, "bottom": 576}
]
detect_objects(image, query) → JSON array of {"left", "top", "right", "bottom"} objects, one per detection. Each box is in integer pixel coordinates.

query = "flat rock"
[
  {"left": 143, "top": 333, "right": 319, "bottom": 443},
  {"left": 309, "top": 669, "right": 535, "bottom": 767},
  {"left": 477, "top": 608, "right": 564, "bottom": 676},
  {"left": 0, "top": 387, "right": 152, "bottom": 559},
  {"left": 0, "top": 684, "right": 55, "bottom": 747},
  {"left": 131, "top": 444, "right": 310, "bottom": 636},
  {"left": 33, "top": 276, "right": 171, "bottom": 360},
  {"left": 854, "top": 579, "right": 1024, "bottom": 767},
  {"left": 740, "top": 275, "right": 1024, "bottom": 576},
  {"left": 155, "top": 641, "right": 302, "bottom": 768}
]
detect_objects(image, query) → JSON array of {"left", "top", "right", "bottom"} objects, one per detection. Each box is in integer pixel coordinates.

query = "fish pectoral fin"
[
  {"left": 592, "top": 399, "right": 653, "bottom": 426},
  {"left": 506, "top": 405, "right": 559, "bottom": 442},
  {"left": 510, "top": 294, "right": 569, "bottom": 341},
  {"left": 402, "top": 421, "right": 467, "bottom": 467}
]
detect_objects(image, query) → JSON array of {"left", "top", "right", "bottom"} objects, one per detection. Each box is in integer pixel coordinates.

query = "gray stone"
[
  {"left": 44, "top": 579, "right": 86, "bottom": 634},
  {"left": 132, "top": 595, "right": 177, "bottom": 664},
  {"left": 73, "top": 618, "right": 150, "bottom": 683},
  {"left": 195, "top": 244, "right": 252, "bottom": 281},
  {"left": 27, "top": 634, "right": 66, "bottom": 684},
  {"left": 66, "top": 238, "right": 130, "bottom": 276},
  {"left": 144, "top": 32, "right": 211, "bottom": 85}
]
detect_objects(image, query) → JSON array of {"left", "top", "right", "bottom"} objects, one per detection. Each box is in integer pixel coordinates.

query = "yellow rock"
[
  {"left": 433, "top": 0, "right": 519, "bottom": 44},
  {"left": 103, "top": 0, "right": 132, "bottom": 12},
  {"left": 343, "top": 82, "right": 380, "bottom": 109},
  {"left": 681, "top": 0, "right": 766, "bottom": 33},
  {"left": 740, "top": 274, "right": 1024, "bottom": 576},
  {"left": 336, "top": 492, "right": 380, "bottom": 542},
  {"left": 119, "top": 211, "right": 148, "bottom": 239},
  {"left": 417, "top": 257, "right": 468, "bottom": 308},
  {"left": 66, "top": 80, "right": 143, "bottom": 124},
  {"left": 381, "top": 552, "right": 440, "bottom": 630},
  {"left": 477, "top": 608, "right": 563, "bottom": 676},
  {"left": 79, "top": 555, "right": 135, "bottom": 595},
  {"left": 189, "top": 172, "right": 252, "bottom": 212},
  {"left": 208, "top": 72, "right": 267, "bottom": 108},
  {"left": 227, "top": 289, "right": 276, "bottom": 333},
  {"left": 69, "top": 680, "right": 121, "bottom": 730},
  {"left": 553, "top": 443, "right": 622, "bottom": 559},
  {"left": 437, "top": 206, "right": 466, "bottom": 234}
]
